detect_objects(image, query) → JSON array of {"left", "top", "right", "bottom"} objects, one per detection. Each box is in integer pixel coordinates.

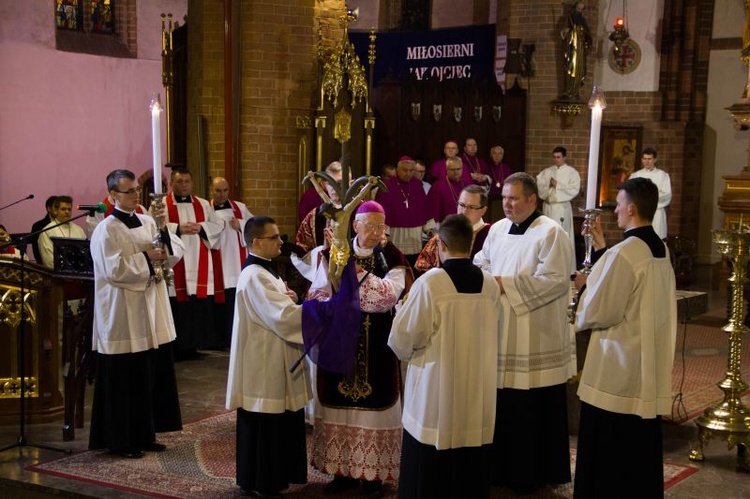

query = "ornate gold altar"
[
  {"left": 0, "top": 259, "right": 64, "bottom": 424},
  {"left": 297, "top": 7, "right": 376, "bottom": 199}
]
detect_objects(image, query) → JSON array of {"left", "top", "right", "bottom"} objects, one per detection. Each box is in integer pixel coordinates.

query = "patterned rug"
[
  {"left": 28, "top": 411, "right": 698, "bottom": 498},
  {"left": 668, "top": 323, "right": 750, "bottom": 423}
]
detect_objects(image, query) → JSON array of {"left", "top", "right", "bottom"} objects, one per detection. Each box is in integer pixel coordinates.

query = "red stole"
[{"left": 167, "top": 194, "right": 211, "bottom": 302}]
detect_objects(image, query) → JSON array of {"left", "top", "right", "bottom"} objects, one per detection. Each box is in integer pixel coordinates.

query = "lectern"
[
  {"left": 51, "top": 236, "right": 95, "bottom": 442},
  {"left": 0, "top": 258, "right": 64, "bottom": 423}
]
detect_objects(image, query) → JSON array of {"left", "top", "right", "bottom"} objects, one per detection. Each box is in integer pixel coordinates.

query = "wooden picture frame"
[{"left": 597, "top": 126, "right": 642, "bottom": 208}]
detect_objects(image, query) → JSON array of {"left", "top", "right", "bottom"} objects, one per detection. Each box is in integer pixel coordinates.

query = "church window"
[
  {"left": 56, "top": 0, "right": 82, "bottom": 30},
  {"left": 90, "top": 0, "right": 115, "bottom": 34}
]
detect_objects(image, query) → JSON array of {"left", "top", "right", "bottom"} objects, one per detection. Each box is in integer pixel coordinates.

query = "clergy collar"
[
  {"left": 623, "top": 225, "right": 657, "bottom": 239},
  {"left": 174, "top": 194, "right": 192, "bottom": 203},
  {"left": 213, "top": 200, "right": 232, "bottom": 210},
  {"left": 509, "top": 210, "right": 541, "bottom": 235},
  {"left": 472, "top": 218, "right": 487, "bottom": 232},
  {"left": 245, "top": 252, "right": 279, "bottom": 278},
  {"left": 112, "top": 207, "right": 142, "bottom": 229},
  {"left": 352, "top": 237, "right": 374, "bottom": 257},
  {"left": 624, "top": 225, "right": 665, "bottom": 258},
  {"left": 442, "top": 256, "right": 471, "bottom": 265}
]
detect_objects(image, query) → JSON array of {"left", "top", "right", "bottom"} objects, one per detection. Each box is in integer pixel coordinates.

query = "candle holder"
[
  {"left": 149, "top": 193, "right": 174, "bottom": 287},
  {"left": 568, "top": 208, "right": 601, "bottom": 324},
  {"left": 688, "top": 228, "right": 750, "bottom": 471}
]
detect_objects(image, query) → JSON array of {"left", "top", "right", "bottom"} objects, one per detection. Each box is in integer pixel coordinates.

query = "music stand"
[{"left": 0, "top": 213, "right": 92, "bottom": 455}]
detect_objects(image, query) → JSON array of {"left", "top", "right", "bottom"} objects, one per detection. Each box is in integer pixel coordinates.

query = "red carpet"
[
  {"left": 668, "top": 323, "right": 750, "bottom": 423},
  {"left": 28, "top": 411, "right": 698, "bottom": 498}
]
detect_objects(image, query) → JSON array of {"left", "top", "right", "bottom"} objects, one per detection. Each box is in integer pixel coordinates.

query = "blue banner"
[{"left": 349, "top": 24, "right": 496, "bottom": 84}]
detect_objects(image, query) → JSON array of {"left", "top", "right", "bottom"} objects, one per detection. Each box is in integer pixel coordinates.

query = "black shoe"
[
  {"left": 141, "top": 442, "right": 167, "bottom": 452},
  {"left": 324, "top": 476, "right": 359, "bottom": 495},
  {"left": 110, "top": 448, "right": 144, "bottom": 459}
]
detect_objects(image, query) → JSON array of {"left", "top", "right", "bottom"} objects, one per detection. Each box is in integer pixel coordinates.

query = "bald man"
[{"left": 211, "top": 177, "right": 254, "bottom": 348}]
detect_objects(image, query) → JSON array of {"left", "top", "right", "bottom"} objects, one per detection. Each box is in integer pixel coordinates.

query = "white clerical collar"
[
  {"left": 248, "top": 251, "right": 272, "bottom": 262},
  {"left": 352, "top": 237, "right": 374, "bottom": 257},
  {"left": 472, "top": 218, "right": 486, "bottom": 232}
]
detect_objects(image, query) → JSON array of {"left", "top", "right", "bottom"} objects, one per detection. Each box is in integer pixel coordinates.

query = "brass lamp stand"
[
  {"left": 689, "top": 228, "right": 750, "bottom": 471},
  {"left": 568, "top": 209, "right": 600, "bottom": 323}
]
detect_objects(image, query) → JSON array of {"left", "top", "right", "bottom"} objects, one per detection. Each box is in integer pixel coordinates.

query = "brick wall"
[
  {"left": 506, "top": 0, "right": 703, "bottom": 247},
  {"left": 186, "top": 0, "right": 225, "bottom": 198},
  {"left": 187, "top": 0, "right": 344, "bottom": 235},
  {"left": 185, "top": 0, "right": 705, "bottom": 242}
]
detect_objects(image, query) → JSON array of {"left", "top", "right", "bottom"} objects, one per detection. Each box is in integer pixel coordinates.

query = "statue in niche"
[{"left": 560, "top": 1, "right": 592, "bottom": 100}]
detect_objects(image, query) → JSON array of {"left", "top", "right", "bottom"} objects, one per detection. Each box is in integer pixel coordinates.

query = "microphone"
[
  {"left": 77, "top": 202, "right": 108, "bottom": 214},
  {"left": 0, "top": 194, "right": 35, "bottom": 211}
]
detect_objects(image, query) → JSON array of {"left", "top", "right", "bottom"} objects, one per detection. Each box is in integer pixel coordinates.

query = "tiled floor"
[{"left": 0, "top": 264, "right": 749, "bottom": 498}]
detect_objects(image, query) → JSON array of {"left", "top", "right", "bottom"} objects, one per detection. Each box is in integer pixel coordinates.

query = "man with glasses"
[
  {"left": 474, "top": 172, "right": 575, "bottom": 493},
  {"left": 38, "top": 195, "right": 87, "bottom": 268},
  {"left": 308, "top": 201, "right": 411, "bottom": 498},
  {"left": 89, "top": 169, "right": 185, "bottom": 459},
  {"left": 416, "top": 185, "right": 491, "bottom": 273},
  {"left": 164, "top": 168, "right": 225, "bottom": 359},
  {"left": 86, "top": 183, "right": 147, "bottom": 238},
  {"left": 226, "top": 215, "right": 311, "bottom": 498}
]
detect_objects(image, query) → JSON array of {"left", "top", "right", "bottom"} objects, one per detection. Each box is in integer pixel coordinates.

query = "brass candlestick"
[
  {"left": 568, "top": 209, "right": 600, "bottom": 324},
  {"left": 689, "top": 228, "right": 750, "bottom": 471},
  {"left": 149, "top": 193, "right": 174, "bottom": 287}
]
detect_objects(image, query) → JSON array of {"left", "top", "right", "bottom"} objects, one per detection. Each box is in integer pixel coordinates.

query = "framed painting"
[{"left": 597, "top": 126, "right": 642, "bottom": 208}]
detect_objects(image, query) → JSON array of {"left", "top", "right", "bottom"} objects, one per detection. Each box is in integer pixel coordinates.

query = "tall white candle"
[
  {"left": 586, "top": 86, "right": 606, "bottom": 210},
  {"left": 150, "top": 94, "right": 163, "bottom": 194}
]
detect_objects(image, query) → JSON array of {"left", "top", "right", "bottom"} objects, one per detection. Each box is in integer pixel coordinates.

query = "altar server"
[
  {"left": 89, "top": 169, "right": 184, "bottom": 458},
  {"left": 164, "top": 168, "right": 224, "bottom": 356},
  {"left": 573, "top": 177, "right": 676, "bottom": 498},
  {"left": 474, "top": 172, "right": 575, "bottom": 492},
  {"left": 210, "top": 176, "right": 253, "bottom": 347},
  {"left": 225, "top": 215, "right": 309, "bottom": 498},
  {"left": 390, "top": 214, "right": 501, "bottom": 498}
]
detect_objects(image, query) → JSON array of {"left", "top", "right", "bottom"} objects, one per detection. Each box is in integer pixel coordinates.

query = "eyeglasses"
[
  {"left": 359, "top": 222, "right": 388, "bottom": 233},
  {"left": 457, "top": 202, "right": 484, "bottom": 210},
  {"left": 256, "top": 234, "right": 282, "bottom": 241},
  {"left": 114, "top": 187, "right": 142, "bottom": 195}
]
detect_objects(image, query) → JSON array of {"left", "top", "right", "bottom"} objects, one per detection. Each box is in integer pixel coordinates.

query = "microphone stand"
[
  {"left": 0, "top": 213, "right": 93, "bottom": 455},
  {"left": 0, "top": 195, "right": 33, "bottom": 212}
]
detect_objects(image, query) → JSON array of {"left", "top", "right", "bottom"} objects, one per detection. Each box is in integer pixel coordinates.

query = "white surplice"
[
  {"left": 629, "top": 168, "right": 672, "bottom": 239},
  {"left": 38, "top": 219, "right": 87, "bottom": 268},
  {"left": 575, "top": 235, "right": 677, "bottom": 418},
  {"left": 164, "top": 195, "right": 224, "bottom": 297},
  {"left": 536, "top": 163, "right": 580, "bottom": 247},
  {"left": 211, "top": 199, "right": 253, "bottom": 289},
  {"left": 388, "top": 267, "right": 501, "bottom": 450},
  {"left": 90, "top": 213, "right": 185, "bottom": 354},
  {"left": 473, "top": 216, "right": 576, "bottom": 389},
  {"left": 225, "top": 260, "right": 309, "bottom": 414}
]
